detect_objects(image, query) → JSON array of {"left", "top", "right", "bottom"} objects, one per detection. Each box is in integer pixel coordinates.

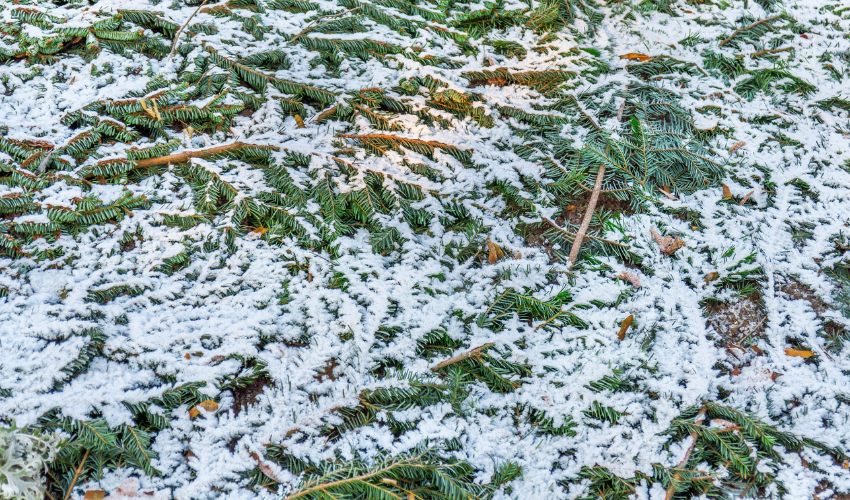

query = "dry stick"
[
  {"left": 431, "top": 342, "right": 495, "bottom": 371},
  {"left": 719, "top": 14, "right": 784, "bottom": 47},
  {"left": 567, "top": 164, "right": 606, "bottom": 268},
  {"left": 169, "top": 0, "right": 209, "bottom": 57},
  {"left": 664, "top": 407, "right": 708, "bottom": 500},
  {"left": 541, "top": 216, "right": 627, "bottom": 249},
  {"left": 63, "top": 449, "right": 91, "bottom": 500},
  {"left": 133, "top": 142, "right": 278, "bottom": 169}
]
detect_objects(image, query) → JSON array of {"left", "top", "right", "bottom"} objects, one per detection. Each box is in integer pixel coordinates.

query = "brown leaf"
[
  {"left": 617, "top": 314, "right": 634, "bottom": 341},
  {"left": 704, "top": 271, "right": 720, "bottom": 283},
  {"left": 250, "top": 451, "right": 282, "bottom": 482},
  {"left": 784, "top": 348, "right": 814, "bottom": 358},
  {"left": 294, "top": 114, "right": 305, "bottom": 128},
  {"left": 620, "top": 52, "right": 652, "bottom": 62},
  {"left": 84, "top": 491, "right": 106, "bottom": 500},
  {"left": 189, "top": 399, "right": 219, "bottom": 418},
  {"left": 650, "top": 229, "right": 685, "bottom": 255},
  {"left": 721, "top": 183, "right": 733, "bottom": 200},
  {"left": 486, "top": 238, "right": 505, "bottom": 264}
]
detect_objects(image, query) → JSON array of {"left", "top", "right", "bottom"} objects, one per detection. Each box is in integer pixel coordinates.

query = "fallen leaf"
[
  {"left": 294, "top": 114, "right": 305, "bottom": 128},
  {"left": 620, "top": 52, "right": 652, "bottom": 62},
  {"left": 617, "top": 314, "right": 634, "bottom": 341},
  {"left": 729, "top": 140, "right": 746, "bottom": 153},
  {"left": 250, "top": 226, "right": 268, "bottom": 236},
  {"left": 739, "top": 190, "right": 754, "bottom": 205},
  {"left": 722, "top": 183, "right": 733, "bottom": 200},
  {"left": 250, "top": 451, "right": 282, "bottom": 482},
  {"left": 784, "top": 348, "right": 814, "bottom": 358},
  {"left": 650, "top": 229, "right": 685, "bottom": 255},
  {"left": 189, "top": 399, "right": 219, "bottom": 418},
  {"left": 84, "top": 491, "right": 106, "bottom": 500},
  {"left": 486, "top": 238, "right": 505, "bottom": 264},
  {"left": 704, "top": 271, "right": 720, "bottom": 282}
]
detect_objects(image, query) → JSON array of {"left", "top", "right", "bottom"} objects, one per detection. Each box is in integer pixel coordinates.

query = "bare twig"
[
  {"left": 664, "top": 407, "right": 707, "bottom": 500},
  {"left": 719, "top": 14, "right": 784, "bottom": 47},
  {"left": 169, "top": 0, "right": 209, "bottom": 57},
  {"left": 431, "top": 343, "right": 495, "bottom": 371},
  {"left": 568, "top": 165, "right": 605, "bottom": 267}
]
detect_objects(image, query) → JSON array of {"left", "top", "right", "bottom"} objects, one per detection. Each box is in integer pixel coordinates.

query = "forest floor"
[{"left": 1, "top": 0, "right": 850, "bottom": 498}]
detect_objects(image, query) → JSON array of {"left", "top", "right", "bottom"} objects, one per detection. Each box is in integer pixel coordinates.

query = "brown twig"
[
  {"left": 133, "top": 142, "right": 277, "bottom": 169},
  {"left": 568, "top": 165, "right": 606, "bottom": 267},
  {"left": 169, "top": 0, "right": 209, "bottom": 57},
  {"left": 664, "top": 407, "right": 707, "bottom": 500},
  {"left": 63, "top": 449, "right": 90, "bottom": 500},
  {"left": 719, "top": 15, "right": 784, "bottom": 47},
  {"left": 431, "top": 343, "right": 495, "bottom": 371}
]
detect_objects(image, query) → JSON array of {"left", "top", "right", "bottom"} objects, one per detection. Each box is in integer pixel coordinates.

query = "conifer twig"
[
  {"left": 431, "top": 343, "right": 495, "bottom": 371},
  {"left": 719, "top": 14, "right": 784, "bottom": 47},
  {"left": 133, "top": 142, "right": 277, "bottom": 168},
  {"left": 169, "top": 0, "right": 209, "bottom": 57},
  {"left": 63, "top": 449, "right": 90, "bottom": 500},
  {"left": 568, "top": 165, "right": 605, "bottom": 267},
  {"left": 664, "top": 407, "right": 707, "bottom": 500}
]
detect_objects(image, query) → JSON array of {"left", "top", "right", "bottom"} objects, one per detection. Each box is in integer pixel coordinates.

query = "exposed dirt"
[
  {"left": 704, "top": 294, "right": 767, "bottom": 346},
  {"left": 231, "top": 376, "right": 272, "bottom": 415}
]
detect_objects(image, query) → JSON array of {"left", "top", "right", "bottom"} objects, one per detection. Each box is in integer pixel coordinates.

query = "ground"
[{"left": 0, "top": 0, "right": 849, "bottom": 498}]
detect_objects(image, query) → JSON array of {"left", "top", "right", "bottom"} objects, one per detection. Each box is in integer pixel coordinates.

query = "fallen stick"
[
  {"left": 568, "top": 165, "right": 606, "bottom": 267},
  {"left": 431, "top": 342, "right": 495, "bottom": 371}
]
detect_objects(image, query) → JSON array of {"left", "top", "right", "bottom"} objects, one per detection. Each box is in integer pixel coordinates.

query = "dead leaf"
[
  {"left": 722, "top": 183, "right": 733, "bottom": 200},
  {"left": 620, "top": 52, "right": 652, "bottom": 62},
  {"left": 650, "top": 229, "right": 685, "bottom": 255},
  {"left": 784, "top": 348, "right": 814, "bottom": 358},
  {"left": 250, "top": 451, "right": 282, "bottom": 482},
  {"left": 250, "top": 226, "right": 268, "bottom": 236},
  {"left": 739, "top": 190, "right": 754, "bottom": 205},
  {"left": 704, "top": 271, "right": 720, "bottom": 282},
  {"left": 486, "top": 238, "right": 505, "bottom": 264},
  {"left": 189, "top": 399, "right": 219, "bottom": 418},
  {"left": 84, "top": 491, "right": 106, "bottom": 500},
  {"left": 294, "top": 114, "right": 305, "bottom": 128},
  {"left": 617, "top": 314, "right": 634, "bottom": 341},
  {"left": 729, "top": 141, "right": 746, "bottom": 153}
]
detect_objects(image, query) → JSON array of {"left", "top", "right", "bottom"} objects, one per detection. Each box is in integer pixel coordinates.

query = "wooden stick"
[
  {"left": 63, "top": 449, "right": 90, "bottom": 500},
  {"left": 664, "top": 407, "right": 707, "bottom": 500},
  {"left": 133, "top": 142, "right": 277, "bottom": 168},
  {"left": 431, "top": 343, "right": 495, "bottom": 371},
  {"left": 568, "top": 165, "right": 605, "bottom": 267},
  {"left": 169, "top": 0, "right": 209, "bottom": 57}
]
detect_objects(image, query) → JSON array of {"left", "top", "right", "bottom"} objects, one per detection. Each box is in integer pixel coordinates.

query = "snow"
[{"left": 1, "top": 0, "right": 850, "bottom": 497}]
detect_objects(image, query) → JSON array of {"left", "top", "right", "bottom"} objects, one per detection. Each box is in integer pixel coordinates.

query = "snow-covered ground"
[{"left": 1, "top": 0, "right": 849, "bottom": 497}]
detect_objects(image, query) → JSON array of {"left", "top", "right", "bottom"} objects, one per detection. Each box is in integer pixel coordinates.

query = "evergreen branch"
[
  {"left": 132, "top": 142, "right": 278, "bottom": 168},
  {"left": 719, "top": 14, "right": 784, "bottom": 47}
]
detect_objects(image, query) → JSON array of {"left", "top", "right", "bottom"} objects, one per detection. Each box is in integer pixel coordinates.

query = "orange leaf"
[
  {"left": 84, "top": 491, "right": 106, "bottom": 500},
  {"left": 189, "top": 399, "right": 219, "bottom": 419},
  {"left": 199, "top": 399, "right": 219, "bottom": 411},
  {"left": 620, "top": 52, "right": 652, "bottom": 62},
  {"left": 251, "top": 226, "right": 268, "bottom": 236},
  {"left": 617, "top": 314, "right": 634, "bottom": 341},
  {"left": 721, "top": 184, "right": 732, "bottom": 200},
  {"left": 784, "top": 348, "right": 814, "bottom": 358},
  {"left": 486, "top": 238, "right": 504, "bottom": 264},
  {"left": 294, "top": 114, "right": 305, "bottom": 128}
]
